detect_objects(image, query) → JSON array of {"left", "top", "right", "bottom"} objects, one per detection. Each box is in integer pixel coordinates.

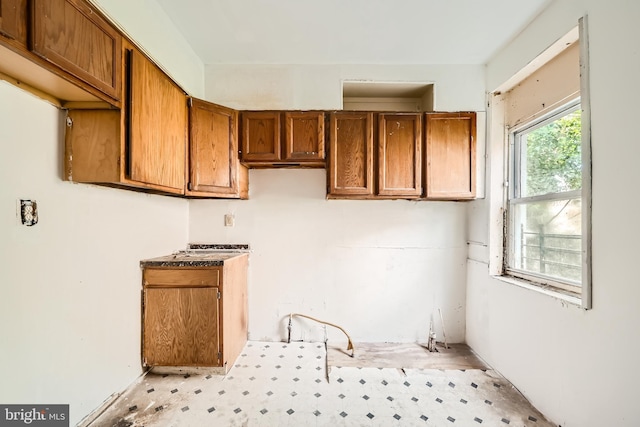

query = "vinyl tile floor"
[{"left": 89, "top": 341, "right": 556, "bottom": 427}]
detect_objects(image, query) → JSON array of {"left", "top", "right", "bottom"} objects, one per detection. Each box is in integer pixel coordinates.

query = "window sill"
[{"left": 492, "top": 274, "right": 583, "bottom": 308}]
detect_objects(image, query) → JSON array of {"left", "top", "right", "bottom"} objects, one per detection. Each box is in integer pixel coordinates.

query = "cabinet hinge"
[
  {"left": 217, "top": 351, "right": 222, "bottom": 360},
  {"left": 217, "top": 291, "right": 221, "bottom": 299},
  {"left": 188, "top": 97, "right": 193, "bottom": 108},
  {"left": 187, "top": 182, "right": 193, "bottom": 191}
]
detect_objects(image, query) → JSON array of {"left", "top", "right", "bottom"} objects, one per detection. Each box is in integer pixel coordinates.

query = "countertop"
[{"left": 140, "top": 244, "right": 250, "bottom": 268}]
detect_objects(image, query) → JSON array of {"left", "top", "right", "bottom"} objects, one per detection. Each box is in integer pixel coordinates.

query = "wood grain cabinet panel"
[
  {"left": 143, "top": 287, "right": 220, "bottom": 367},
  {"left": 241, "top": 111, "right": 281, "bottom": 163},
  {"left": 31, "top": 0, "right": 122, "bottom": 100},
  {"left": 187, "top": 98, "right": 248, "bottom": 198},
  {"left": 378, "top": 113, "right": 422, "bottom": 198},
  {"left": 424, "top": 112, "right": 476, "bottom": 200},
  {"left": 128, "top": 48, "right": 186, "bottom": 192},
  {"left": 284, "top": 111, "right": 325, "bottom": 163},
  {"left": 64, "top": 109, "right": 121, "bottom": 183},
  {"left": 328, "top": 112, "right": 374, "bottom": 196},
  {"left": 0, "top": 0, "right": 27, "bottom": 45}
]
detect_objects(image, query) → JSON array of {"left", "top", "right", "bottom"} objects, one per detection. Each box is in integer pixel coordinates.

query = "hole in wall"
[{"left": 342, "top": 81, "right": 434, "bottom": 112}]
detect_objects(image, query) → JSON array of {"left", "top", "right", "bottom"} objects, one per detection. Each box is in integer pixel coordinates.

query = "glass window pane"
[
  {"left": 519, "top": 109, "right": 582, "bottom": 197},
  {"left": 509, "top": 197, "right": 582, "bottom": 284}
]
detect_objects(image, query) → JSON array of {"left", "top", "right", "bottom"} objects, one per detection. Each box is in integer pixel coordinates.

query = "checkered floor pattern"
[{"left": 90, "top": 341, "right": 555, "bottom": 427}]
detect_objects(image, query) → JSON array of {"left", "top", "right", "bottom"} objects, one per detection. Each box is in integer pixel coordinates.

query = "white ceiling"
[{"left": 156, "top": 0, "right": 552, "bottom": 65}]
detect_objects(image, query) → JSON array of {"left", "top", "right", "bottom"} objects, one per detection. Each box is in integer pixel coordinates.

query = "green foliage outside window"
[{"left": 522, "top": 110, "right": 582, "bottom": 197}]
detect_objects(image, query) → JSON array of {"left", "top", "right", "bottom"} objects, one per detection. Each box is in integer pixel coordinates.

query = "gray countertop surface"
[{"left": 140, "top": 251, "right": 248, "bottom": 268}]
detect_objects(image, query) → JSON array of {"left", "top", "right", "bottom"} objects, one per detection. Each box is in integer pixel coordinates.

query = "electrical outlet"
[
  {"left": 224, "top": 213, "right": 235, "bottom": 227},
  {"left": 20, "top": 199, "right": 38, "bottom": 226}
]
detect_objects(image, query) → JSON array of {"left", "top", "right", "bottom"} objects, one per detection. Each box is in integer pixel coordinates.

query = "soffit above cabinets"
[{"left": 155, "top": 0, "right": 553, "bottom": 65}]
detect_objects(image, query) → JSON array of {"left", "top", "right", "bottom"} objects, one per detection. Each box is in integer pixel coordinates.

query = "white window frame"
[
  {"left": 488, "top": 16, "right": 592, "bottom": 309},
  {"left": 506, "top": 100, "right": 583, "bottom": 293}
]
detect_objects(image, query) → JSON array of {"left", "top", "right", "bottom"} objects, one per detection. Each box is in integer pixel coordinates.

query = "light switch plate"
[{"left": 224, "top": 214, "right": 235, "bottom": 227}]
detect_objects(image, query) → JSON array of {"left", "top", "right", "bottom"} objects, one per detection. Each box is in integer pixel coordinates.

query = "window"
[
  {"left": 506, "top": 100, "right": 582, "bottom": 294},
  {"left": 488, "top": 18, "right": 591, "bottom": 308}
]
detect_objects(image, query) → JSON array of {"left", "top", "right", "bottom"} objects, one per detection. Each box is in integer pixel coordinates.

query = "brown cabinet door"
[
  {"left": 127, "top": 48, "right": 186, "bottom": 192},
  {"left": 241, "top": 111, "right": 281, "bottom": 162},
  {"left": 64, "top": 109, "right": 121, "bottom": 183},
  {"left": 328, "top": 112, "right": 374, "bottom": 196},
  {"left": 284, "top": 111, "right": 325, "bottom": 162},
  {"left": 0, "top": 0, "right": 27, "bottom": 45},
  {"left": 143, "top": 287, "right": 220, "bottom": 366},
  {"left": 378, "top": 113, "right": 422, "bottom": 197},
  {"left": 31, "top": 0, "right": 121, "bottom": 100},
  {"left": 188, "top": 98, "right": 239, "bottom": 195},
  {"left": 425, "top": 112, "right": 476, "bottom": 200}
]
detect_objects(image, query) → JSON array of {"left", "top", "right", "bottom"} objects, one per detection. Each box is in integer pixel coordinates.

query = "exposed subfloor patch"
[
  {"left": 89, "top": 341, "right": 556, "bottom": 427},
  {"left": 327, "top": 342, "right": 488, "bottom": 370}
]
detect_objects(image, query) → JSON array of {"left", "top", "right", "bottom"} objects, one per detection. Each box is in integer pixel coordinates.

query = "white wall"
[
  {"left": 204, "top": 64, "right": 485, "bottom": 111},
  {"left": 190, "top": 64, "right": 484, "bottom": 344},
  {"left": 467, "top": 1, "right": 640, "bottom": 426},
  {"left": 190, "top": 170, "right": 468, "bottom": 343}
]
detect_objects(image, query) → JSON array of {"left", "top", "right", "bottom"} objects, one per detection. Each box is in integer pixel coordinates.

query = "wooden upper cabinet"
[
  {"left": 284, "top": 111, "right": 325, "bottom": 163},
  {"left": 241, "top": 111, "right": 325, "bottom": 167},
  {"left": 424, "top": 112, "right": 476, "bottom": 200},
  {"left": 31, "top": 0, "right": 122, "bottom": 101},
  {"left": 127, "top": 47, "right": 186, "bottom": 192},
  {"left": 64, "top": 46, "right": 188, "bottom": 195},
  {"left": 241, "top": 111, "right": 281, "bottom": 163},
  {"left": 328, "top": 112, "right": 374, "bottom": 197},
  {"left": 0, "top": 0, "right": 27, "bottom": 45},
  {"left": 378, "top": 113, "right": 422, "bottom": 198},
  {"left": 187, "top": 98, "right": 248, "bottom": 198}
]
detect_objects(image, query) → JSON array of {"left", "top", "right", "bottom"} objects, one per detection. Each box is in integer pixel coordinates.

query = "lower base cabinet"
[
  {"left": 144, "top": 286, "right": 220, "bottom": 366},
  {"left": 141, "top": 255, "right": 248, "bottom": 372}
]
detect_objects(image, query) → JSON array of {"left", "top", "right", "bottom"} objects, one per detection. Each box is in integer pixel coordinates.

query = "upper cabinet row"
[
  {"left": 328, "top": 112, "right": 476, "bottom": 200},
  {"left": 240, "top": 111, "right": 477, "bottom": 200},
  {"left": 1, "top": 0, "right": 476, "bottom": 201}
]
